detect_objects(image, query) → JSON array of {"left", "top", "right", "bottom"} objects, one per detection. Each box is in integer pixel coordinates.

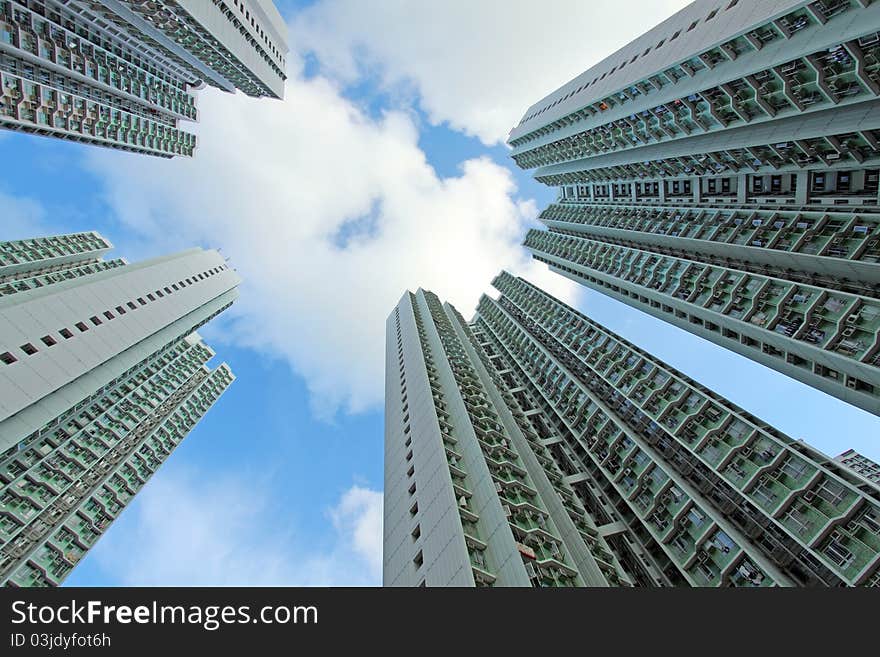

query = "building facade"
[
  {"left": 385, "top": 286, "right": 634, "bottom": 587},
  {"left": 836, "top": 448, "right": 880, "bottom": 485},
  {"left": 384, "top": 272, "right": 880, "bottom": 586},
  {"left": 0, "top": 231, "right": 239, "bottom": 586},
  {"left": 510, "top": 0, "right": 880, "bottom": 415},
  {"left": 0, "top": 0, "right": 288, "bottom": 156}
]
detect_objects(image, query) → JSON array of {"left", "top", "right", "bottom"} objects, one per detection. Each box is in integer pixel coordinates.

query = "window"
[
  {"left": 164, "top": 287, "right": 172, "bottom": 294},
  {"left": 816, "top": 479, "right": 847, "bottom": 507},
  {"left": 413, "top": 550, "right": 423, "bottom": 568},
  {"left": 103, "top": 311, "right": 114, "bottom": 320},
  {"left": 127, "top": 301, "right": 137, "bottom": 310},
  {"left": 824, "top": 535, "right": 853, "bottom": 567},
  {"left": 75, "top": 322, "right": 89, "bottom": 332},
  {"left": 59, "top": 328, "right": 73, "bottom": 339},
  {"left": 90, "top": 316, "right": 102, "bottom": 326},
  {"left": 409, "top": 501, "right": 418, "bottom": 516},
  {"left": 147, "top": 294, "right": 156, "bottom": 301},
  {"left": 411, "top": 525, "right": 421, "bottom": 540},
  {"left": 155, "top": 290, "right": 164, "bottom": 298},
  {"left": 687, "top": 507, "right": 707, "bottom": 527},
  {"left": 781, "top": 456, "right": 809, "bottom": 480},
  {"left": 0, "top": 351, "right": 17, "bottom": 365},
  {"left": 115, "top": 306, "right": 126, "bottom": 315},
  {"left": 19, "top": 342, "right": 37, "bottom": 355},
  {"left": 41, "top": 335, "right": 57, "bottom": 347},
  {"left": 137, "top": 298, "right": 146, "bottom": 306}
]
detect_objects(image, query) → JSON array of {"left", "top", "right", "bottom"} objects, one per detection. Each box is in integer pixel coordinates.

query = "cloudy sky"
[{"left": 3, "top": 0, "right": 879, "bottom": 586}]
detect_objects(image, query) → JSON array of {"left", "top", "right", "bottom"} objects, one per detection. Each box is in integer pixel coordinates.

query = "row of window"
[
  {"left": 518, "top": 0, "right": 742, "bottom": 127},
  {"left": 532, "top": 254, "right": 879, "bottom": 398},
  {"left": 566, "top": 170, "right": 880, "bottom": 199},
  {"left": 230, "top": 0, "right": 285, "bottom": 67},
  {"left": 394, "top": 308, "right": 426, "bottom": 583},
  {"left": 0, "top": 232, "right": 108, "bottom": 267},
  {"left": 0, "top": 0, "right": 190, "bottom": 94},
  {"left": 0, "top": 263, "right": 228, "bottom": 366}
]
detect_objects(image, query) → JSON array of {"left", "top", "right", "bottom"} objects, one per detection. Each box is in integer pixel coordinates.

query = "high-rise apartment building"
[
  {"left": 384, "top": 271, "right": 880, "bottom": 587},
  {"left": 0, "top": 0, "right": 288, "bottom": 157},
  {"left": 836, "top": 448, "right": 880, "bottom": 485},
  {"left": 385, "top": 285, "right": 634, "bottom": 587},
  {"left": 0, "top": 231, "right": 239, "bottom": 586},
  {"left": 510, "top": 0, "right": 880, "bottom": 415}
]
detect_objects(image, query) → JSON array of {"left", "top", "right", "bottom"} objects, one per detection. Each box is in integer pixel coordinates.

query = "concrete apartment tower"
[
  {"left": 0, "top": 0, "right": 288, "bottom": 156},
  {"left": 384, "top": 272, "right": 880, "bottom": 587},
  {"left": 0, "top": 231, "right": 239, "bottom": 586},
  {"left": 510, "top": 0, "right": 880, "bottom": 415}
]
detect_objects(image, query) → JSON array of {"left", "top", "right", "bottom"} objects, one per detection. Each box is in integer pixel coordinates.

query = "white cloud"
[
  {"left": 329, "top": 486, "right": 383, "bottom": 576},
  {"left": 289, "top": 0, "right": 691, "bottom": 145},
  {"left": 80, "top": 469, "right": 383, "bottom": 586},
  {"left": 86, "top": 71, "right": 576, "bottom": 418},
  {"left": 0, "top": 190, "right": 52, "bottom": 239}
]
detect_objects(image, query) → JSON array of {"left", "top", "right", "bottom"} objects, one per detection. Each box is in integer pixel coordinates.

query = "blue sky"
[{"left": 2, "top": 0, "right": 878, "bottom": 586}]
